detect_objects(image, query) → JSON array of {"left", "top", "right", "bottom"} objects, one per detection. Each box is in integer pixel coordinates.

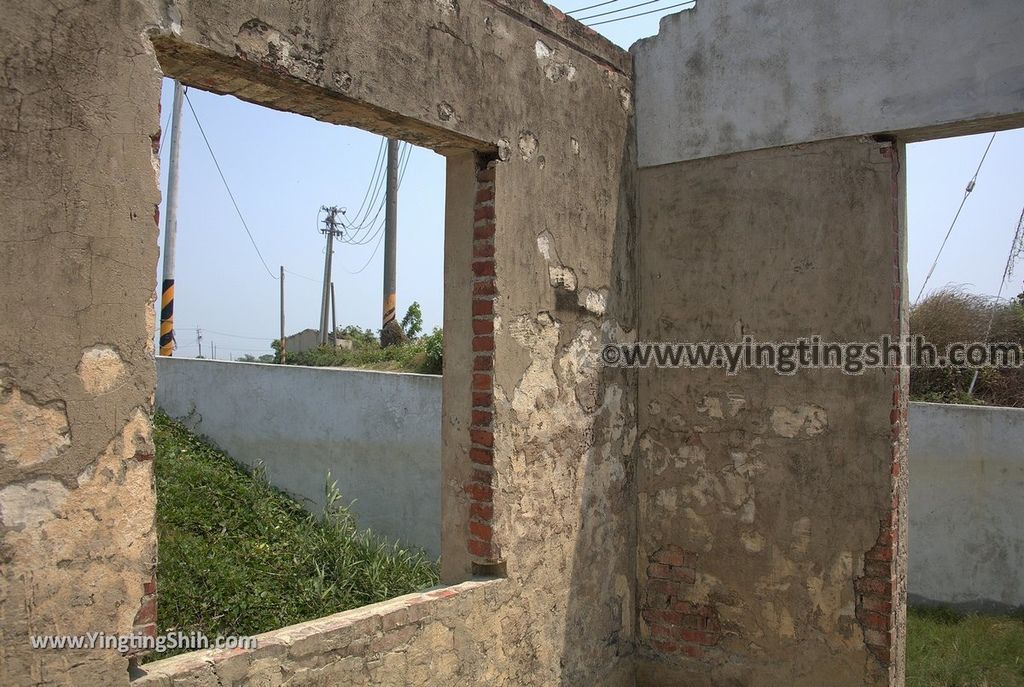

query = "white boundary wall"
[
  {"left": 909, "top": 401, "right": 1024, "bottom": 612},
  {"left": 156, "top": 358, "right": 441, "bottom": 559}
]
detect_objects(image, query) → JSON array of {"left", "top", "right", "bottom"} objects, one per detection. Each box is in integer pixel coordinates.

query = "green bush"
[
  {"left": 910, "top": 288, "right": 1024, "bottom": 407},
  {"left": 422, "top": 328, "right": 443, "bottom": 375}
]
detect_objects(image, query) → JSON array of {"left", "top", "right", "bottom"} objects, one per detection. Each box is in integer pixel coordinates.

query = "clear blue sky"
[{"left": 155, "top": 3, "right": 1024, "bottom": 359}]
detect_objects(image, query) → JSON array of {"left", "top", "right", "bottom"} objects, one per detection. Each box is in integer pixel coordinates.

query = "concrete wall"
[
  {"left": 1, "top": 0, "right": 637, "bottom": 685},
  {"left": 632, "top": 0, "right": 1024, "bottom": 168},
  {"left": 909, "top": 402, "right": 1024, "bottom": 613},
  {"left": 5, "top": 0, "right": 1021, "bottom": 683},
  {"left": 634, "top": 137, "right": 907, "bottom": 686},
  {"left": 156, "top": 358, "right": 443, "bottom": 558}
]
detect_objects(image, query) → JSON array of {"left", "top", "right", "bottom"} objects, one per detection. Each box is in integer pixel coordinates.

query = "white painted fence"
[
  {"left": 909, "top": 402, "right": 1024, "bottom": 612},
  {"left": 156, "top": 358, "right": 441, "bottom": 559}
]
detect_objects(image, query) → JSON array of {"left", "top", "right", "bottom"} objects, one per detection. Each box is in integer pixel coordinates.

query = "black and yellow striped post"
[
  {"left": 160, "top": 80, "right": 184, "bottom": 356},
  {"left": 159, "top": 279, "right": 175, "bottom": 356},
  {"left": 383, "top": 292, "right": 397, "bottom": 330}
]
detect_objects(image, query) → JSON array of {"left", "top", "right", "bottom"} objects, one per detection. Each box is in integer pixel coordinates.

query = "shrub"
[{"left": 910, "top": 288, "right": 1024, "bottom": 406}]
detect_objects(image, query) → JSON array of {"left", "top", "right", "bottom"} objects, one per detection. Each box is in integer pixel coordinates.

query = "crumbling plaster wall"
[
  {"left": 0, "top": 0, "right": 164, "bottom": 683},
  {"left": 0, "top": 0, "right": 637, "bottom": 685},
  {"left": 634, "top": 138, "right": 907, "bottom": 686},
  {"left": 630, "top": 1, "right": 1024, "bottom": 683}
]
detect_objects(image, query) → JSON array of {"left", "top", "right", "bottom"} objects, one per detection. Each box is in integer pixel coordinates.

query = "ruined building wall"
[
  {"left": 634, "top": 138, "right": 907, "bottom": 686},
  {"left": 0, "top": 0, "right": 636, "bottom": 685},
  {"left": 629, "top": 0, "right": 1024, "bottom": 682}
]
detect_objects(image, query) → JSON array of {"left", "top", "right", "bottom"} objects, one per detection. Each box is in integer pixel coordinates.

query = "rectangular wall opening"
[{"left": 139, "top": 62, "right": 482, "bottom": 667}]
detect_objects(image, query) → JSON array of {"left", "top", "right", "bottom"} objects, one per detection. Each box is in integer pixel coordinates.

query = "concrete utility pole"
[
  {"left": 330, "top": 282, "right": 338, "bottom": 348},
  {"left": 381, "top": 138, "right": 402, "bottom": 346},
  {"left": 160, "top": 80, "right": 185, "bottom": 356},
  {"left": 318, "top": 206, "right": 344, "bottom": 346},
  {"left": 279, "top": 265, "right": 287, "bottom": 363},
  {"left": 196, "top": 328, "right": 203, "bottom": 359}
]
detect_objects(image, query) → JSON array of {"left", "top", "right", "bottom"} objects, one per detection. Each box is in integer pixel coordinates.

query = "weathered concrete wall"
[
  {"left": 0, "top": 1, "right": 164, "bottom": 683},
  {"left": 635, "top": 138, "right": 907, "bottom": 686},
  {"left": 909, "top": 402, "right": 1024, "bottom": 613},
  {"left": 1, "top": 0, "right": 636, "bottom": 685},
  {"left": 156, "top": 358, "right": 443, "bottom": 558},
  {"left": 632, "top": 0, "right": 1024, "bottom": 167}
]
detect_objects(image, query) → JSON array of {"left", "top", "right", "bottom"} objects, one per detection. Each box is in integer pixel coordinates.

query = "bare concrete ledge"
[
  {"left": 130, "top": 579, "right": 505, "bottom": 685},
  {"left": 486, "top": 0, "right": 632, "bottom": 76}
]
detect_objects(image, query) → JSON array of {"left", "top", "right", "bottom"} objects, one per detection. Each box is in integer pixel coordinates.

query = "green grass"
[
  {"left": 278, "top": 328, "right": 443, "bottom": 375},
  {"left": 151, "top": 411, "right": 438, "bottom": 659},
  {"left": 907, "top": 606, "right": 1024, "bottom": 686}
]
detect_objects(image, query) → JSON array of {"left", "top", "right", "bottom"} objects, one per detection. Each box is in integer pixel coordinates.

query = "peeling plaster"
[
  {"left": 0, "top": 383, "right": 71, "bottom": 468},
  {"left": 77, "top": 346, "right": 127, "bottom": 395},
  {"left": 534, "top": 40, "right": 577, "bottom": 83},
  {"left": 0, "top": 479, "right": 69, "bottom": 529},
  {"left": 770, "top": 405, "right": 828, "bottom": 438},
  {"left": 518, "top": 131, "right": 538, "bottom": 161}
]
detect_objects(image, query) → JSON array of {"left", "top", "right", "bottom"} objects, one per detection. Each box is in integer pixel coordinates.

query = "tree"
[{"left": 401, "top": 302, "right": 424, "bottom": 339}]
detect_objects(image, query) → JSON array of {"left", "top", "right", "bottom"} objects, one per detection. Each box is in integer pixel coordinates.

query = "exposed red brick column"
[
  {"left": 641, "top": 546, "right": 721, "bottom": 658},
  {"left": 465, "top": 157, "right": 499, "bottom": 568}
]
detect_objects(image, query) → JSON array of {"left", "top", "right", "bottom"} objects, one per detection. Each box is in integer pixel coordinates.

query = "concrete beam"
[{"left": 632, "top": 0, "right": 1024, "bottom": 168}]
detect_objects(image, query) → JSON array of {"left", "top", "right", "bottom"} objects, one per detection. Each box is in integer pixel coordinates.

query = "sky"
[{"left": 154, "top": 2, "right": 1024, "bottom": 359}]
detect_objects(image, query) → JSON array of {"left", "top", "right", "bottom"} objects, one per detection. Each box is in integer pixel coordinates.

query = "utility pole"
[
  {"left": 330, "top": 282, "right": 338, "bottom": 348},
  {"left": 318, "top": 206, "right": 344, "bottom": 346},
  {"left": 381, "top": 138, "right": 401, "bottom": 346},
  {"left": 160, "top": 80, "right": 185, "bottom": 356},
  {"left": 196, "top": 328, "right": 203, "bottom": 359},
  {"left": 280, "top": 266, "right": 287, "bottom": 363}
]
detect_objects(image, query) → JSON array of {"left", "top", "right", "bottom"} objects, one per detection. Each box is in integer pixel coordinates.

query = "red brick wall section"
[
  {"left": 641, "top": 546, "right": 721, "bottom": 658},
  {"left": 131, "top": 576, "right": 158, "bottom": 654},
  {"left": 466, "top": 158, "right": 499, "bottom": 564},
  {"left": 855, "top": 514, "right": 896, "bottom": 665}
]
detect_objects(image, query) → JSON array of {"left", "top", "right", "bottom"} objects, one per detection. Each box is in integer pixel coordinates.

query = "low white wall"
[
  {"left": 909, "top": 401, "right": 1024, "bottom": 612},
  {"left": 156, "top": 358, "right": 441, "bottom": 559}
]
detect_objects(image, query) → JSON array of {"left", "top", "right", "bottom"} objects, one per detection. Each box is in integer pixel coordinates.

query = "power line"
[
  {"left": 183, "top": 89, "right": 278, "bottom": 280},
  {"left": 344, "top": 142, "right": 409, "bottom": 242},
  {"left": 566, "top": 0, "right": 624, "bottom": 14},
  {"left": 345, "top": 139, "right": 394, "bottom": 233},
  {"left": 157, "top": 109, "right": 172, "bottom": 156},
  {"left": 177, "top": 327, "right": 274, "bottom": 341},
  {"left": 343, "top": 222, "right": 387, "bottom": 274},
  {"left": 283, "top": 268, "right": 320, "bottom": 283},
  {"left": 915, "top": 132, "right": 997, "bottom": 303},
  {"left": 342, "top": 142, "right": 412, "bottom": 247},
  {"left": 968, "top": 205, "right": 1024, "bottom": 395},
  {"left": 588, "top": 0, "right": 695, "bottom": 25},
  {"left": 346, "top": 138, "right": 387, "bottom": 227},
  {"left": 577, "top": 0, "right": 668, "bottom": 22}
]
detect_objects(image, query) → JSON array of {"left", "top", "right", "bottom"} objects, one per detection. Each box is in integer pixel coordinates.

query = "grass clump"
[
  {"left": 275, "top": 327, "right": 443, "bottom": 375},
  {"left": 151, "top": 411, "right": 438, "bottom": 659},
  {"left": 907, "top": 605, "right": 1024, "bottom": 686}
]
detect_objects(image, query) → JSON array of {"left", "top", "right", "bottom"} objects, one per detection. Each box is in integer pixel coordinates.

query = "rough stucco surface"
[
  {"left": 635, "top": 138, "right": 907, "bottom": 686},
  {"left": 0, "top": 0, "right": 163, "bottom": 682},
  {"left": 0, "top": 0, "right": 636, "bottom": 685},
  {"left": 632, "top": 0, "right": 1024, "bottom": 167}
]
